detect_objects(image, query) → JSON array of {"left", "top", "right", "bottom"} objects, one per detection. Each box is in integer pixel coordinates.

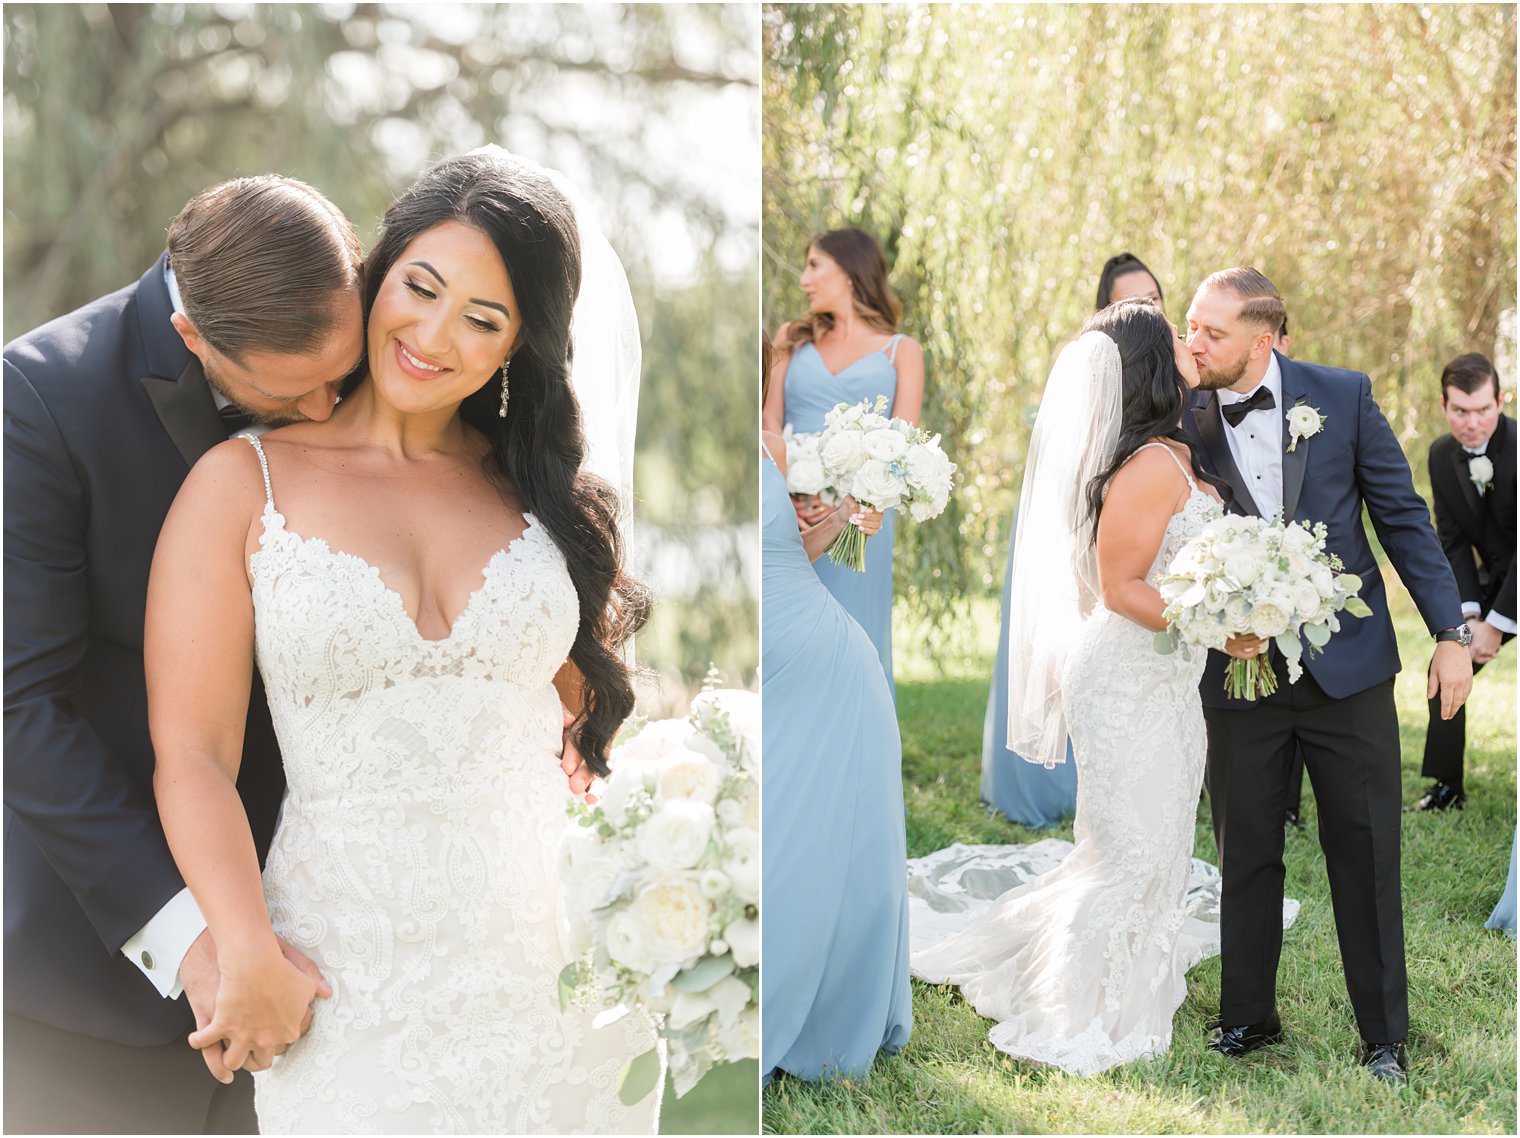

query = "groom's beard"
[
  {"left": 201, "top": 359, "right": 309, "bottom": 427},
  {"left": 1195, "top": 345, "right": 1252, "bottom": 391}
]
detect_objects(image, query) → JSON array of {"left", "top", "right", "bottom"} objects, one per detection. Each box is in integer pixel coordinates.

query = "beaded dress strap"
[
  {"left": 242, "top": 434, "right": 277, "bottom": 511},
  {"left": 1135, "top": 441, "right": 1198, "bottom": 491}
]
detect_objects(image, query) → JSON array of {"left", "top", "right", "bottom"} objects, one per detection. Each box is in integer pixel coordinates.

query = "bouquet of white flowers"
[
  {"left": 1154, "top": 513, "right": 1373, "bottom": 700},
  {"left": 781, "top": 425, "right": 838, "bottom": 505},
  {"left": 813, "top": 395, "right": 957, "bottom": 571},
  {"left": 559, "top": 682, "right": 759, "bottom": 1102}
]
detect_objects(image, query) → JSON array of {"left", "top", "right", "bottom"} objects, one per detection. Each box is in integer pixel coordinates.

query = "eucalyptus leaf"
[
  {"left": 1304, "top": 621, "right": 1332, "bottom": 648},
  {"left": 557, "top": 963, "right": 581, "bottom": 1013},
  {"left": 671, "top": 954, "right": 736, "bottom": 992},
  {"left": 617, "top": 1048, "right": 661, "bottom": 1105},
  {"left": 1154, "top": 629, "right": 1178, "bottom": 655},
  {"left": 1343, "top": 597, "right": 1373, "bottom": 618}
]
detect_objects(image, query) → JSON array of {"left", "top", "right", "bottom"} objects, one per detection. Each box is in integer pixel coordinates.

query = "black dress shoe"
[
  {"left": 1358, "top": 1040, "right": 1408, "bottom": 1085},
  {"left": 1414, "top": 780, "right": 1466, "bottom": 811},
  {"left": 1207, "top": 1009, "right": 1283, "bottom": 1056}
]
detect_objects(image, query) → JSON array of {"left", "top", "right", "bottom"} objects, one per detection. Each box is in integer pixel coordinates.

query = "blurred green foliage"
[
  {"left": 764, "top": 2, "right": 1516, "bottom": 631},
  {"left": 3, "top": 2, "right": 759, "bottom": 701}
]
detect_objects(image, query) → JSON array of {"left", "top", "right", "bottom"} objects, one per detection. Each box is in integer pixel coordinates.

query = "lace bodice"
[{"left": 239, "top": 437, "right": 659, "bottom": 1134}]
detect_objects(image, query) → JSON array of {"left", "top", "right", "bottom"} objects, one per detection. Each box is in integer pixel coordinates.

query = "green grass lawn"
[
  {"left": 661, "top": 1059, "right": 759, "bottom": 1133},
  {"left": 763, "top": 576, "right": 1517, "bottom": 1134}
]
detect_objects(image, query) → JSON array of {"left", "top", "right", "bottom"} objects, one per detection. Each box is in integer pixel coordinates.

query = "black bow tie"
[
  {"left": 218, "top": 403, "right": 255, "bottom": 436},
  {"left": 1221, "top": 387, "right": 1276, "bottom": 428}
]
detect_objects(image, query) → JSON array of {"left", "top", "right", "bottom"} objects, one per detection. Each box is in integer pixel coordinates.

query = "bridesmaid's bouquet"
[
  {"left": 559, "top": 679, "right": 758, "bottom": 1101},
  {"left": 814, "top": 395, "right": 957, "bottom": 571},
  {"left": 1154, "top": 513, "right": 1373, "bottom": 700},
  {"left": 781, "top": 425, "right": 839, "bottom": 505}
]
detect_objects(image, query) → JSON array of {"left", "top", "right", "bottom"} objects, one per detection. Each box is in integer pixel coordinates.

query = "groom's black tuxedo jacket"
[
  {"left": 1428, "top": 414, "right": 1516, "bottom": 624},
  {"left": 3, "top": 256, "right": 285, "bottom": 1045},
  {"left": 1183, "top": 352, "right": 1463, "bottom": 711}
]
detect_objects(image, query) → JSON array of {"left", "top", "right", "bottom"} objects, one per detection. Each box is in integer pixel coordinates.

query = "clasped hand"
[
  {"left": 182, "top": 931, "right": 331, "bottom": 1084},
  {"left": 791, "top": 493, "right": 884, "bottom": 535}
]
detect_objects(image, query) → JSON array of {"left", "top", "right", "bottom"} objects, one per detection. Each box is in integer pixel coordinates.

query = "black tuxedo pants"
[
  {"left": 1420, "top": 633, "right": 1515, "bottom": 784},
  {"left": 1203, "top": 671, "right": 1406, "bottom": 1044},
  {"left": 3, "top": 1012, "right": 256, "bottom": 1134}
]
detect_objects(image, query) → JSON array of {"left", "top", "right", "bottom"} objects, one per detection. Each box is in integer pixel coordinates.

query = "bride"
[
  {"left": 909, "top": 299, "right": 1281, "bottom": 1076},
  {"left": 145, "top": 151, "right": 660, "bottom": 1133}
]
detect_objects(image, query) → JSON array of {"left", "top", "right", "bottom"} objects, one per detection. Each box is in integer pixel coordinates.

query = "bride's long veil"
[{"left": 1005, "top": 331, "right": 1123, "bottom": 769}]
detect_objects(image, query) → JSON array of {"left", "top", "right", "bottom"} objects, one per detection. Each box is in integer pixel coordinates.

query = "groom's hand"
[
  {"left": 1428, "top": 640, "right": 1474, "bottom": 719},
  {"left": 181, "top": 928, "right": 233, "bottom": 1083},
  {"left": 1469, "top": 618, "right": 1503, "bottom": 665}
]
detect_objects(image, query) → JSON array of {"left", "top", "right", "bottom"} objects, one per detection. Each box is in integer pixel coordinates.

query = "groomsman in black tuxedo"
[
  {"left": 1183, "top": 268, "right": 1471, "bottom": 1086},
  {"left": 1415, "top": 352, "right": 1516, "bottom": 811},
  {"left": 4, "top": 176, "right": 365, "bottom": 1132}
]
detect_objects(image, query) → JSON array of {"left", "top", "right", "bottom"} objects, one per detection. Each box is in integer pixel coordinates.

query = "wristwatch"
[{"left": 1434, "top": 624, "right": 1473, "bottom": 647}]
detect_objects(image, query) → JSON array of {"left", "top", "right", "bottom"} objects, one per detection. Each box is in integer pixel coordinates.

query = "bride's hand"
[
  {"left": 188, "top": 944, "right": 331, "bottom": 1077},
  {"left": 1224, "top": 633, "right": 1267, "bottom": 660}
]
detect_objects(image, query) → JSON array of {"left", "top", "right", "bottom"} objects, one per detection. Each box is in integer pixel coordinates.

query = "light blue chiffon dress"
[
  {"left": 782, "top": 336, "right": 904, "bottom": 699},
  {"left": 1486, "top": 829, "right": 1517, "bottom": 937},
  {"left": 980, "top": 515, "right": 1078, "bottom": 828},
  {"left": 760, "top": 447, "right": 912, "bottom": 1080}
]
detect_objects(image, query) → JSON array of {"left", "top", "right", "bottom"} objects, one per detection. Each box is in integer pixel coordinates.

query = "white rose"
[
  {"left": 607, "top": 910, "right": 654, "bottom": 972},
  {"left": 785, "top": 452, "right": 829, "bottom": 496},
  {"left": 723, "top": 829, "right": 760, "bottom": 903},
  {"left": 630, "top": 876, "right": 712, "bottom": 967},
  {"left": 655, "top": 751, "right": 721, "bottom": 806},
  {"left": 1224, "top": 595, "right": 1253, "bottom": 633},
  {"left": 1282, "top": 524, "right": 1316, "bottom": 553},
  {"left": 1470, "top": 454, "right": 1495, "bottom": 491},
  {"left": 1286, "top": 405, "right": 1324, "bottom": 450},
  {"left": 1250, "top": 602, "right": 1291, "bottom": 638},
  {"left": 1294, "top": 581, "right": 1322, "bottom": 618},
  {"left": 851, "top": 459, "right": 906, "bottom": 509},
  {"left": 862, "top": 427, "right": 908, "bottom": 462},
  {"left": 1310, "top": 563, "right": 1335, "bottom": 598},
  {"left": 637, "top": 801, "right": 715, "bottom": 872},
  {"left": 572, "top": 845, "right": 625, "bottom": 914},
  {"left": 724, "top": 913, "right": 760, "bottom": 967},
  {"left": 820, "top": 430, "right": 867, "bottom": 478},
  {"left": 1223, "top": 552, "right": 1263, "bottom": 587},
  {"left": 824, "top": 401, "right": 865, "bottom": 429}
]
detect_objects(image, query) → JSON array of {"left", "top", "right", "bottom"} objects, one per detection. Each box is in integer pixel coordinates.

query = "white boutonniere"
[
  {"left": 1285, "top": 403, "right": 1325, "bottom": 452},
  {"left": 1468, "top": 454, "right": 1494, "bottom": 495}
]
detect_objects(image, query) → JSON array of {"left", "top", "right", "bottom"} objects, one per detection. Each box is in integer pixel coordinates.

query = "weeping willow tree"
[{"left": 764, "top": 2, "right": 1516, "bottom": 631}]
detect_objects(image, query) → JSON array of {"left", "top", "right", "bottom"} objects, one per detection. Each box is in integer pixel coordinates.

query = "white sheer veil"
[
  {"left": 469, "top": 146, "right": 640, "bottom": 531},
  {"left": 1005, "top": 330, "right": 1124, "bottom": 769}
]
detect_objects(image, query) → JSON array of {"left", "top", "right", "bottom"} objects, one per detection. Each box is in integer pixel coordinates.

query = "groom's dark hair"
[
  {"left": 1198, "top": 267, "right": 1285, "bottom": 335},
  {"left": 166, "top": 175, "right": 363, "bottom": 365},
  {"left": 1440, "top": 353, "right": 1501, "bottom": 403}
]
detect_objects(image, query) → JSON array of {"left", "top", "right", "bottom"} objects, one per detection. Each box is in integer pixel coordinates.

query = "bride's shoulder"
[{"left": 1110, "top": 442, "right": 1189, "bottom": 496}]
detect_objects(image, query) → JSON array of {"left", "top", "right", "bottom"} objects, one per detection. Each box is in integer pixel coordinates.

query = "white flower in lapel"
[
  {"left": 1285, "top": 402, "right": 1325, "bottom": 452},
  {"left": 1469, "top": 454, "right": 1495, "bottom": 495}
]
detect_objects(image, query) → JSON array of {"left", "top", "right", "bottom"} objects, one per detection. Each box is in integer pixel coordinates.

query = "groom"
[
  {"left": 4, "top": 175, "right": 366, "bottom": 1132},
  {"left": 1181, "top": 268, "right": 1472, "bottom": 1085}
]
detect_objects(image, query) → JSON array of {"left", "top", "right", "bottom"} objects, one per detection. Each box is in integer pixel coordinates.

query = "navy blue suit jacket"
[
  {"left": 3, "top": 257, "right": 285, "bottom": 1044},
  {"left": 1183, "top": 352, "right": 1463, "bottom": 711}
]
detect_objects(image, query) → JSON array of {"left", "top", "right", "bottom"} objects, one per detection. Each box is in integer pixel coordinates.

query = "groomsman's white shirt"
[
  {"left": 1216, "top": 353, "right": 1285, "bottom": 520},
  {"left": 119, "top": 263, "right": 212, "bottom": 1000}
]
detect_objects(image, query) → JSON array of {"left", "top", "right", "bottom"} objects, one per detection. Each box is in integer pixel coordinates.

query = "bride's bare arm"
[
  {"left": 1095, "top": 447, "right": 1191, "bottom": 634},
  {"left": 146, "top": 440, "right": 327, "bottom": 1075}
]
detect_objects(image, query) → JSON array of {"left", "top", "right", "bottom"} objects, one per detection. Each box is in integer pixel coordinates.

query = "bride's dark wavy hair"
[
  {"left": 359, "top": 152, "right": 650, "bottom": 776},
  {"left": 1083, "top": 299, "right": 1227, "bottom": 532}
]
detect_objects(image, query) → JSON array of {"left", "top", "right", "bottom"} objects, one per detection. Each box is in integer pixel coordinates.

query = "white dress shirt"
[{"left": 1216, "top": 353, "right": 1285, "bottom": 519}]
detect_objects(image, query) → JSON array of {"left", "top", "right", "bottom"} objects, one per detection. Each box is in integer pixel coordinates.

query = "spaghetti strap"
[
  {"left": 242, "top": 434, "right": 276, "bottom": 511},
  {"left": 760, "top": 440, "right": 779, "bottom": 467},
  {"left": 883, "top": 333, "right": 905, "bottom": 364},
  {"left": 1135, "top": 441, "right": 1197, "bottom": 490}
]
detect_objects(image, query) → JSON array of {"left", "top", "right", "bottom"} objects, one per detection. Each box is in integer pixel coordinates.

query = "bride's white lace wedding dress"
[
  {"left": 909, "top": 444, "right": 1297, "bottom": 1076},
  {"left": 240, "top": 437, "right": 660, "bottom": 1134}
]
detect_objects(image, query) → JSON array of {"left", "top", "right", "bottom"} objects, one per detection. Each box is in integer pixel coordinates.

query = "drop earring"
[{"left": 498, "top": 359, "right": 510, "bottom": 418}]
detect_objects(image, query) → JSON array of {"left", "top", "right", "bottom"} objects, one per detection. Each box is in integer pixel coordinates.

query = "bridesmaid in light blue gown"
[
  {"left": 760, "top": 421, "right": 912, "bottom": 1081},
  {"left": 764, "top": 228, "right": 924, "bottom": 701},
  {"left": 980, "top": 254, "right": 1163, "bottom": 826},
  {"left": 1486, "top": 828, "right": 1517, "bottom": 937}
]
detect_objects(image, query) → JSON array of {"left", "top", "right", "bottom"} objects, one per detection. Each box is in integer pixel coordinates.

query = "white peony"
[
  {"left": 1286, "top": 404, "right": 1325, "bottom": 451},
  {"left": 636, "top": 801, "right": 715, "bottom": 872},
  {"left": 1250, "top": 601, "right": 1291, "bottom": 638},
  {"left": 1223, "top": 551, "right": 1264, "bottom": 587},
  {"left": 629, "top": 876, "right": 712, "bottom": 967}
]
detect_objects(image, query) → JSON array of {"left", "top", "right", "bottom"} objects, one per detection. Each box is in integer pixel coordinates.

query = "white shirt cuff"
[
  {"left": 1485, "top": 609, "right": 1517, "bottom": 635},
  {"left": 1462, "top": 602, "right": 1482, "bottom": 619},
  {"left": 120, "top": 887, "right": 207, "bottom": 999}
]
